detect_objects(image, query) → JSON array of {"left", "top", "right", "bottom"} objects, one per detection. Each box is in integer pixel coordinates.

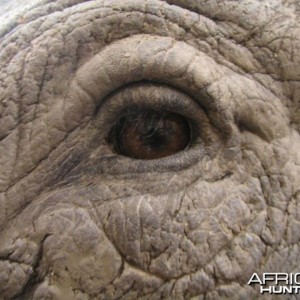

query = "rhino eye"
[{"left": 108, "top": 109, "right": 191, "bottom": 159}]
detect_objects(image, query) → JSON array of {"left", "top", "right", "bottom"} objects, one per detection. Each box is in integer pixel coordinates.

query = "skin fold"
[{"left": 0, "top": 0, "right": 299, "bottom": 299}]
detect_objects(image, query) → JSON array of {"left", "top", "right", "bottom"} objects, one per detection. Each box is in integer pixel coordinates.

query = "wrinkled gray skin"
[{"left": 0, "top": 0, "right": 299, "bottom": 299}]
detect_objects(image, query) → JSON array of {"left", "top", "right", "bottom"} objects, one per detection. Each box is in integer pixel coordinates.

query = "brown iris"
[{"left": 109, "top": 109, "right": 191, "bottom": 159}]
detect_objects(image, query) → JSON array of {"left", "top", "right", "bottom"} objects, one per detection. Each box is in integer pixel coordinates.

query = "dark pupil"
[{"left": 110, "top": 109, "right": 191, "bottom": 159}]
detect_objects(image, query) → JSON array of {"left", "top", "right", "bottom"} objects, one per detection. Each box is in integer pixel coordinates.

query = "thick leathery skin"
[{"left": 0, "top": 1, "right": 299, "bottom": 299}]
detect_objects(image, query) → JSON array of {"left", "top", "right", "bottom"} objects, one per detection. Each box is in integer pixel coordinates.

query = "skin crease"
[{"left": 0, "top": 0, "right": 299, "bottom": 299}]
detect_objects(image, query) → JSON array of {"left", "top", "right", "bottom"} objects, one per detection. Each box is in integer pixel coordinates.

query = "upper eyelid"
[
  {"left": 68, "top": 34, "right": 232, "bottom": 139},
  {"left": 72, "top": 34, "right": 223, "bottom": 111},
  {"left": 91, "top": 82, "right": 208, "bottom": 144}
]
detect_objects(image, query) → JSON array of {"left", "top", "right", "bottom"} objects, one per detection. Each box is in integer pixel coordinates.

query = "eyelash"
[{"left": 93, "top": 81, "right": 206, "bottom": 142}]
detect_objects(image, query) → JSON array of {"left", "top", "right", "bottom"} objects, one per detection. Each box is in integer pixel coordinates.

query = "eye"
[
  {"left": 108, "top": 109, "right": 191, "bottom": 159},
  {"left": 90, "top": 81, "right": 224, "bottom": 173}
]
